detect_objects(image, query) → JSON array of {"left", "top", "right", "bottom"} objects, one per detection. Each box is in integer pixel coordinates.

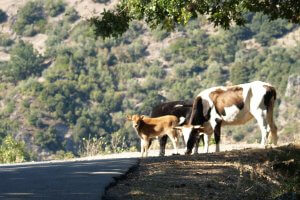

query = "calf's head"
[
  {"left": 126, "top": 114, "right": 144, "bottom": 129},
  {"left": 174, "top": 125, "right": 204, "bottom": 154}
]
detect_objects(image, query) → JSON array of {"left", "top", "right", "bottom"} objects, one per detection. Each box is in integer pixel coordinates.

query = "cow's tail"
[
  {"left": 264, "top": 86, "right": 276, "bottom": 112},
  {"left": 264, "top": 86, "right": 278, "bottom": 145}
]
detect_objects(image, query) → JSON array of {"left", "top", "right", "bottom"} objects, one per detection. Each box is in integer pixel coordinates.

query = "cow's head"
[
  {"left": 174, "top": 125, "right": 204, "bottom": 154},
  {"left": 126, "top": 114, "right": 144, "bottom": 129}
]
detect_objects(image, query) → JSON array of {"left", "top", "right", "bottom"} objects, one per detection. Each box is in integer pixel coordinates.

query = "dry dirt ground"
[{"left": 104, "top": 144, "right": 300, "bottom": 200}]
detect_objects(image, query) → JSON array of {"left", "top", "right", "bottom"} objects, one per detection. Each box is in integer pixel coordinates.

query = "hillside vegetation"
[{"left": 0, "top": 0, "right": 299, "bottom": 162}]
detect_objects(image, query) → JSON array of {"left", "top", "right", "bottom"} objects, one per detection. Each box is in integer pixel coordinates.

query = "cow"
[
  {"left": 126, "top": 114, "right": 180, "bottom": 157},
  {"left": 176, "top": 81, "right": 278, "bottom": 155},
  {"left": 150, "top": 101, "right": 206, "bottom": 156}
]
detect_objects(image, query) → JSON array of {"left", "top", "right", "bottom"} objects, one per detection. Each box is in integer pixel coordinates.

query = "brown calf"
[{"left": 127, "top": 114, "right": 180, "bottom": 157}]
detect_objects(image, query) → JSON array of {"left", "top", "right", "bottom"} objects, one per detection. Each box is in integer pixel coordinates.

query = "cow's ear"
[
  {"left": 126, "top": 115, "right": 132, "bottom": 120},
  {"left": 174, "top": 126, "right": 183, "bottom": 130},
  {"left": 193, "top": 125, "right": 205, "bottom": 131},
  {"left": 140, "top": 115, "right": 144, "bottom": 120}
]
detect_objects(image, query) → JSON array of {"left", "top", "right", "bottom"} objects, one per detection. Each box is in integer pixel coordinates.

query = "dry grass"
[{"left": 104, "top": 144, "right": 300, "bottom": 200}]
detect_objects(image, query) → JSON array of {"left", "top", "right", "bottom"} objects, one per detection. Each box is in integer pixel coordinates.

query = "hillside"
[{"left": 0, "top": 0, "right": 299, "bottom": 162}]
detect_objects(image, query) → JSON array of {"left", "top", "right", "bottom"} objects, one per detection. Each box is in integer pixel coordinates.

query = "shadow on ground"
[{"left": 104, "top": 144, "right": 300, "bottom": 200}]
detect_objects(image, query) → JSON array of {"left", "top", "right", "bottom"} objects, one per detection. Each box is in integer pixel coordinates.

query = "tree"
[
  {"left": 230, "top": 62, "right": 250, "bottom": 84},
  {"left": 90, "top": 0, "right": 300, "bottom": 38},
  {"left": 7, "top": 41, "right": 43, "bottom": 82}
]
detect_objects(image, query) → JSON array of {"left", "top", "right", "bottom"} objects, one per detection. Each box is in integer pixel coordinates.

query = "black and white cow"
[
  {"left": 150, "top": 100, "right": 206, "bottom": 156},
  {"left": 176, "top": 81, "right": 278, "bottom": 154}
]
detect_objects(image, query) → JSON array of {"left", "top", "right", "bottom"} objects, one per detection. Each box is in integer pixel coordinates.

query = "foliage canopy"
[{"left": 90, "top": 0, "right": 300, "bottom": 38}]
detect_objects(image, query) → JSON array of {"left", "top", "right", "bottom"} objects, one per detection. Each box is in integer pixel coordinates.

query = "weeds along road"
[{"left": 0, "top": 157, "right": 138, "bottom": 200}]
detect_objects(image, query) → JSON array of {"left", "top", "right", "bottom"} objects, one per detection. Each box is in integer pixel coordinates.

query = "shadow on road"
[{"left": 0, "top": 158, "right": 137, "bottom": 200}]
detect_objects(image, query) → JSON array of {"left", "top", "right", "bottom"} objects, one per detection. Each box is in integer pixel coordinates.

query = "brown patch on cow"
[
  {"left": 209, "top": 86, "right": 244, "bottom": 116},
  {"left": 263, "top": 85, "right": 276, "bottom": 110}
]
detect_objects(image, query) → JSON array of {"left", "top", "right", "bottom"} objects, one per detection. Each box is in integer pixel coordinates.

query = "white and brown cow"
[
  {"left": 127, "top": 114, "right": 180, "bottom": 157},
  {"left": 177, "top": 81, "right": 278, "bottom": 154}
]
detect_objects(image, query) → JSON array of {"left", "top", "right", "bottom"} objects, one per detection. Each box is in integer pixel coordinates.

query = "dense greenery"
[
  {"left": 90, "top": 0, "right": 300, "bottom": 38},
  {"left": 0, "top": 0, "right": 299, "bottom": 163}
]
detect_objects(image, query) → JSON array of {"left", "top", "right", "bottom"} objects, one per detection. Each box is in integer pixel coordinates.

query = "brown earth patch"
[{"left": 104, "top": 144, "right": 300, "bottom": 200}]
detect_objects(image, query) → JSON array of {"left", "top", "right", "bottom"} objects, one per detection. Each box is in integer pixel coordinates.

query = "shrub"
[
  {"left": 79, "top": 136, "right": 106, "bottom": 157},
  {"left": 34, "top": 126, "right": 62, "bottom": 152},
  {"left": 45, "top": 0, "right": 66, "bottom": 17},
  {"left": 151, "top": 27, "right": 170, "bottom": 41},
  {"left": 64, "top": 7, "right": 79, "bottom": 22},
  {"left": 0, "top": 34, "right": 14, "bottom": 47},
  {"left": 0, "top": 9, "right": 7, "bottom": 23},
  {"left": 54, "top": 150, "right": 75, "bottom": 160},
  {"left": 8, "top": 41, "right": 44, "bottom": 82},
  {"left": 13, "top": 1, "right": 45, "bottom": 36},
  {"left": 0, "top": 135, "right": 29, "bottom": 163}
]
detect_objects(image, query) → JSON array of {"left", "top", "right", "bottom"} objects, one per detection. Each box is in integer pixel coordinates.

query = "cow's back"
[{"left": 151, "top": 101, "right": 193, "bottom": 121}]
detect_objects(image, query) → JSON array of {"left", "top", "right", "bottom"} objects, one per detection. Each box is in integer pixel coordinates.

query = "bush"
[
  {"left": 64, "top": 7, "right": 79, "bottom": 22},
  {"left": 13, "top": 1, "right": 45, "bottom": 36},
  {"left": 79, "top": 136, "right": 106, "bottom": 157},
  {"left": 0, "top": 135, "right": 29, "bottom": 163},
  {"left": 0, "top": 9, "right": 8, "bottom": 23},
  {"left": 34, "top": 126, "right": 62, "bottom": 151},
  {"left": 54, "top": 150, "right": 75, "bottom": 160},
  {"left": 45, "top": 0, "right": 66, "bottom": 17},
  {"left": 7, "top": 41, "right": 44, "bottom": 82},
  {"left": 0, "top": 34, "right": 14, "bottom": 47}
]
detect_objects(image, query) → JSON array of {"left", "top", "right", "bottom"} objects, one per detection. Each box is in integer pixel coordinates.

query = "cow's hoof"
[
  {"left": 185, "top": 151, "right": 192, "bottom": 155},
  {"left": 172, "top": 153, "right": 180, "bottom": 156}
]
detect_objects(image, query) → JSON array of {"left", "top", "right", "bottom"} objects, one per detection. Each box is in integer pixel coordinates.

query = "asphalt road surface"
[{"left": 0, "top": 157, "right": 138, "bottom": 200}]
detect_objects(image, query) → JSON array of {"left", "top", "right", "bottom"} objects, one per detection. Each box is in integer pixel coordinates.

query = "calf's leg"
[{"left": 141, "top": 139, "right": 150, "bottom": 157}]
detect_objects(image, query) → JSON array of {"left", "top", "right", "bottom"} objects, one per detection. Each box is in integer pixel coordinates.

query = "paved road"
[{"left": 0, "top": 157, "right": 138, "bottom": 200}]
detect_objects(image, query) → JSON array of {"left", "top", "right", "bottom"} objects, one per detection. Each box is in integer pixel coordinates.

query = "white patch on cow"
[
  {"left": 174, "top": 104, "right": 183, "bottom": 108},
  {"left": 182, "top": 127, "right": 193, "bottom": 145},
  {"left": 222, "top": 105, "right": 241, "bottom": 122},
  {"left": 178, "top": 117, "right": 185, "bottom": 125}
]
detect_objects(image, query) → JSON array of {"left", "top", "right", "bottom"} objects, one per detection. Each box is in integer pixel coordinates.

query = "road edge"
[{"left": 102, "top": 158, "right": 141, "bottom": 200}]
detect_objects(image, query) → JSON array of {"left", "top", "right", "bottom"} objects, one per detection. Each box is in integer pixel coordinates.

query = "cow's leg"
[
  {"left": 253, "top": 109, "right": 269, "bottom": 147},
  {"left": 194, "top": 135, "right": 200, "bottom": 154},
  {"left": 266, "top": 105, "right": 278, "bottom": 145},
  {"left": 194, "top": 134, "right": 203, "bottom": 154},
  {"left": 168, "top": 130, "right": 179, "bottom": 155},
  {"left": 269, "top": 120, "right": 278, "bottom": 145},
  {"left": 214, "top": 120, "right": 222, "bottom": 152},
  {"left": 203, "top": 134, "right": 211, "bottom": 153},
  {"left": 159, "top": 135, "right": 168, "bottom": 156}
]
